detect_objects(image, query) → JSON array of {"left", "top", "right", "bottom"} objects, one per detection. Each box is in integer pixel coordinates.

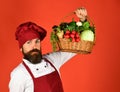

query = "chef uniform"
[
  {"left": 9, "top": 22, "right": 76, "bottom": 92},
  {"left": 9, "top": 51, "right": 75, "bottom": 92}
]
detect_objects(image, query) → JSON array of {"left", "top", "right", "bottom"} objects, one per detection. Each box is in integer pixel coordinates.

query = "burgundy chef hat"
[{"left": 15, "top": 21, "right": 47, "bottom": 48}]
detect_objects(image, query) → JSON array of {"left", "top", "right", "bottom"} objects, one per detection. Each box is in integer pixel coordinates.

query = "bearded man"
[{"left": 9, "top": 21, "right": 76, "bottom": 92}]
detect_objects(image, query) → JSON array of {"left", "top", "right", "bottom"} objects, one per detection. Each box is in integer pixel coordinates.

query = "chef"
[{"left": 9, "top": 21, "right": 76, "bottom": 92}]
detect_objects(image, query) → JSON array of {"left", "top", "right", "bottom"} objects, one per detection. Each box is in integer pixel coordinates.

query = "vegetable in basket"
[{"left": 51, "top": 7, "right": 95, "bottom": 52}]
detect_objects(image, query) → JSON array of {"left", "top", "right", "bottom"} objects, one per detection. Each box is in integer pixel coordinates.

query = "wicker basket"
[
  {"left": 51, "top": 9, "right": 96, "bottom": 54},
  {"left": 57, "top": 38, "right": 95, "bottom": 54}
]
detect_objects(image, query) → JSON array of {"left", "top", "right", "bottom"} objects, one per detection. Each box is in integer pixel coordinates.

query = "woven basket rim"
[{"left": 57, "top": 38, "right": 95, "bottom": 54}]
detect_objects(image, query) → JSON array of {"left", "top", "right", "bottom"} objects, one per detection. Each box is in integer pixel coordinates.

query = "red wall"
[{"left": 0, "top": 0, "right": 120, "bottom": 92}]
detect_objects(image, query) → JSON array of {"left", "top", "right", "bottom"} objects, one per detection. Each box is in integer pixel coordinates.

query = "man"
[
  {"left": 9, "top": 7, "right": 87, "bottom": 92},
  {"left": 9, "top": 21, "right": 76, "bottom": 92}
]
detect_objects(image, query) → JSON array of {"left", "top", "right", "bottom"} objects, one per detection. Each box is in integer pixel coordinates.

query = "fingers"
[
  {"left": 74, "top": 7, "right": 87, "bottom": 21},
  {"left": 76, "top": 7, "right": 87, "bottom": 16}
]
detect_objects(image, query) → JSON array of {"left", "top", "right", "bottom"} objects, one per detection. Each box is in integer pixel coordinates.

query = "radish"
[
  {"left": 70, "top": 33, "right": 75, "bottom": 38},
  {"left": 64, "top": 34, "right": 70, "bottom": 38},
  {"left": 75, "top": 38, "right": 80, "bottom": 42},
  {"left": 72, "top": 38, "right": 75, "bottom": 42},
  {"left": 71, "top": 30, "right": 76, "bottom": 34},
  {"left": 66, "top": 30, "right": 70, "bottom": 34},
  {"left": 75, "top": 32, "right": 80, "bottom": 38}
]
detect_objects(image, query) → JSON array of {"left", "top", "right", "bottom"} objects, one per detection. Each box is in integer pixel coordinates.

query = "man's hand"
[{"left": 74, "top": 7, "right": 87, "bottom": 21}]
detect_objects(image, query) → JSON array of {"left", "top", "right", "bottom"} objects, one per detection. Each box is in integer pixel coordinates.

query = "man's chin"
[{"left": 23, "top": 49, "right": 42, "bottom": 64}]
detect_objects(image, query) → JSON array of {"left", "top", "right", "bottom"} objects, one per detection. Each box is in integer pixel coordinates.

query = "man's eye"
[
  {"left": 26, "top": 41, "right": 31, "bottom": 44},
  {"left": 36, "top": 40, "right": 40, "bottom": 43}
]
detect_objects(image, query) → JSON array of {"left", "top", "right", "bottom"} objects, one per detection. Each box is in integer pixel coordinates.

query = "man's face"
[{"left": 21, "top": 38, "right": 42, "bottom": 64}]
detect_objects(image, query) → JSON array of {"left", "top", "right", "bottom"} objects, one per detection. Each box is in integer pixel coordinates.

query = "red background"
[{"left": 0, "top": 0, "right": 120, "bottom": 92}]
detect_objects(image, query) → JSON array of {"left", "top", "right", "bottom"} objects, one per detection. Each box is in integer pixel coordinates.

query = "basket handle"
[
  {"left": 61, "top": 12, "right": 75, "bottom": 22},
  {"left": 61, "top": 10, "right": 95, "bottom": 28}
]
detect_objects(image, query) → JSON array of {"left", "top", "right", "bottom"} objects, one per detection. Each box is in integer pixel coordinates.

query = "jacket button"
[{"left": 36, "top": 68, "right": 39, "bottom": 70}]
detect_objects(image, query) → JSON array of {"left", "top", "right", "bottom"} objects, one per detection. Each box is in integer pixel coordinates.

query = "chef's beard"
[{"left": 22, "top": 49, "right": 42, "bottom": 64}]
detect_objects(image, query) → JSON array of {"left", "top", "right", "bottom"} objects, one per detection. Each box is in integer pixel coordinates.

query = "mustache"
[{"left": 29, "top": 49, "right": 40, "bottom": 53}]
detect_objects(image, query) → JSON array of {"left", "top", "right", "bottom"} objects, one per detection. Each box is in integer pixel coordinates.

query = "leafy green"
[
  {"left": 50, "top": 32, "right": 58, "bottom": 51},
  {"left": 82, "top": 21, "right": 90, "bottom": 29},
  {"left": 68, "top": 21, "right": 76, "bottom": 31}
]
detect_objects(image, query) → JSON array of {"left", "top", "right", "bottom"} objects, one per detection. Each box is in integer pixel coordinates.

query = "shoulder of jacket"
[
  {"left": 10, "top": 63, "right": 30, "bottom": 79},
  {"left": 42, "top": 51, "right": 62, "bottom": 57}
]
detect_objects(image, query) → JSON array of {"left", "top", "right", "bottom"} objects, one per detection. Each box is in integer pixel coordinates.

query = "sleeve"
[
  {"left": 44, "top": 51, "right": 77, "bottom": 69},
  {"left": 9, "top": 69, "right": 26, "bottom": 92}
]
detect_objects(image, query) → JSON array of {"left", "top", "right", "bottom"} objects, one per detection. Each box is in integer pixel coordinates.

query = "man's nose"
[{"left": 32, "top": 43, "right": 37, "bottom": 49}]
